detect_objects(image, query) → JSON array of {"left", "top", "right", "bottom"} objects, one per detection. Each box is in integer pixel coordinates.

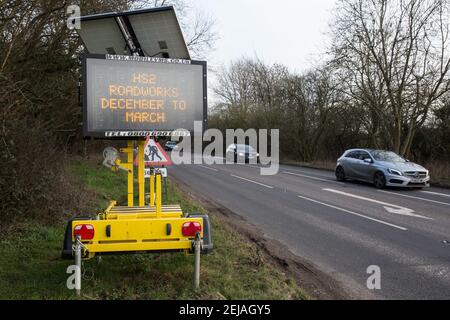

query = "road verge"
[{"left": 0, "top": 158, "right": 309, "bottom": 300}]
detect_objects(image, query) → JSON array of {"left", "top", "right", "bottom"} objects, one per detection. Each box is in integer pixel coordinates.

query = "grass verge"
[{"left": 0, "top": 157, "right": 307, "bottom": 300}]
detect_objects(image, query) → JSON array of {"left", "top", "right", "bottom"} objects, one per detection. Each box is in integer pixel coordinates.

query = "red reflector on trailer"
[
  {"left": 182, "top": 221, "right": 202, "bottom": 237},
  {"left": 73, "top": 224, "right": 95, "bottom": 240}
]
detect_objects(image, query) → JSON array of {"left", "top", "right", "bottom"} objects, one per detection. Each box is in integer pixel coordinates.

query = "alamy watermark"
[
  {"left": 66, "top": 265, "right": 81, "bottom": 291},
  {"left": 168, "top": 122, "right": 280, "bottom": 175},
  {"left": 366, "top": 265, "right": 381, "bottom": 290},
  {"left": 66, "top": 5, "right": 81, "bottom": 30}
]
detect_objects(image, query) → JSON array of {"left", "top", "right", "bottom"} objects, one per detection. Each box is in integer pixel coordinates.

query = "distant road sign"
[
  {"left": 145, "top": 167, "right": 167, "bottom": 178},
  {"left": 135, "top": 137, "right": 173, "bottom": 167},
  {"left": 82, "top": 54, "right": 207, "bottom": 138}
]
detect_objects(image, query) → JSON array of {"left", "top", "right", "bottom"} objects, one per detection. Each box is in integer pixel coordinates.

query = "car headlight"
[
  {"left": 388, "top": 168, "right": 402, "bottom": 176},
  {"left": 238, "top": 152, "right": 244, "bottom": 156}
]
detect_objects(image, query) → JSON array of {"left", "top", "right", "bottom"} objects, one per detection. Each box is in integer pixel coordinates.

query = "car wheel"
[
  {"left": 335, "top": 166, "right": 346, "bottom": 181},
  {"left": 374, "top": 171, "right": 386, "bottom": 189}
]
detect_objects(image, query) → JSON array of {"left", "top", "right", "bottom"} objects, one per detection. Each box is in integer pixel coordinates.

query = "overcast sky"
[
  {"left": 190, "top": 0, "right": 338, "bottom": 102},
  {"left": 191, "top": 0, "right": 337, "bottom": 73}
]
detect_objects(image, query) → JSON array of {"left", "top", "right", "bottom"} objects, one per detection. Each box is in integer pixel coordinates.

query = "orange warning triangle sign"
[{"left": 134, "top": 137, "right": 173, "bottom": 167}]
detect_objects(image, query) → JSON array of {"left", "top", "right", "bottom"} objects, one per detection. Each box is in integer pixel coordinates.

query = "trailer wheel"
[
  {"left": 61, "top": 216, "right": 93, "bottom": 259},
  {"left": 187, "top": 213, "right": 213, "bottom": 254}
]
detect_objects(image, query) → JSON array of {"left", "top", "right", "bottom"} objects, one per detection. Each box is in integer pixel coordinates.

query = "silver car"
[{"left": 335, "top": 149, "right": 430, "bottom": 188}]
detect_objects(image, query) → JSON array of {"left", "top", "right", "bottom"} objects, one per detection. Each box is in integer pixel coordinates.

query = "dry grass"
[
  {"left": 281, "top": 158, "right": 336, "bottom": 171},
  {"left": 424, "top": 160, "right": 450, "bottom": 187},
  {"left": 0, "top": 158, "right": 308, "bottom": 300}
]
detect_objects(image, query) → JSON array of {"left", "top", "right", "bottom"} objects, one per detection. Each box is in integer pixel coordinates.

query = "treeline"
[
  {"left": 210, "top": 0, "right": 450, "bottom": 164},
  {"left": 1, "top": 0, "right": 449, "bottom": 228},
  {"left": 0, "top": 1, "right": 159, "bottom": 226},
  {"left": 0, "top": 0, "right": 216, "bottom": 227}
]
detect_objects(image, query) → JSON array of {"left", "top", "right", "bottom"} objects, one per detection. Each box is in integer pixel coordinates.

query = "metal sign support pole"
[
  {"left": 127, "top": 140, "right": 134, "bottom": 207},
  {"left": 74, "top": 236, "right": 82, "bottom": 296},
  {"left": 164, "top": 177, "right": 167, "bottom": 202},
  {"left": 156, "top": 173, "right": 162, "bottom": 218},
  {"left": 194, "top": 232, "right": 201, "bottom": 289},
  {"left": 149, "top": 169, "right": 155, "bottom": 207},
  {"left": 138, "top": 140, "right": 146, "bottom": 207}
]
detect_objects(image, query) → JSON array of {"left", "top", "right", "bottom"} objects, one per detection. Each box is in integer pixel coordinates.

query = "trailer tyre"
[
  {"left": 61, "top": 216, "right": 93, "bottom": 259},
  {"left": 187, "top": 213, "right": 213, "bottom": 254}
]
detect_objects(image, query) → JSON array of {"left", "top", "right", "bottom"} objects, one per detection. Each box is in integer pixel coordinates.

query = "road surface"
[{"left": 170, "top": 159, "right": 450, "bottom": 299}]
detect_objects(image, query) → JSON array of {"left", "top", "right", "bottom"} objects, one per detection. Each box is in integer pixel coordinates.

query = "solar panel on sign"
[
  {"left": 77, "top": 6, "right": 190, "bottom": 59},
  {"left": 77, "top": 17, "right": 130, "bottom": 56},
  {"left": 127, "top": 10, "right": 190, "bottom": 59}
]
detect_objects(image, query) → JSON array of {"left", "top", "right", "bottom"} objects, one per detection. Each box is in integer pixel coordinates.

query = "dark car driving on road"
[
  {"left": 226, "top": 144, "right": 259, "bottom": 163},
  {"left": 164, "top": 140, "right": 178, "bottom": 151},
  {"left": 335, "top": 149, "right": 430, "bottom": 188}
]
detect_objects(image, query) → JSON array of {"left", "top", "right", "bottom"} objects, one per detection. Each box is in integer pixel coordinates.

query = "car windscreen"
[
  {"left": 236, "top": 145, "right": 255, "bottom": 152},
  {"left": 371, "top": 151, "right": 405, "bottom": 162}
]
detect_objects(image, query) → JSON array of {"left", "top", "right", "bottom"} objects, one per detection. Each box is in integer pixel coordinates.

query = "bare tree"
[
  {"left": 0, "top": 0, "right": 137, "bottom": 226},
  {"left": 280, "top": 66, "right": 341, "bottom": 161},
  {"left": 131, "top": 0, "right": 218, "bottom": 59},
  {"left": 211, "top": 58, "right": 341, "bottom": 161},
  {"left": 331, "top": 0, "right": 450, "bottom": 156}
]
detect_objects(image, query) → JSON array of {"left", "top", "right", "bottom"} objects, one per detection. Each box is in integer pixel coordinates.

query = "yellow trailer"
[
  {"left": 62, "top": 140, "right": 213, "bottom": 295},
  {"left": 66, "top": 6, "right": 213, "bottom": 296}
]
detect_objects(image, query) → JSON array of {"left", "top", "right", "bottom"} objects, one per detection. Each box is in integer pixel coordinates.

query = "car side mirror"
[{"left": 363, "top": 158, "right": 373, "bottom": 164}]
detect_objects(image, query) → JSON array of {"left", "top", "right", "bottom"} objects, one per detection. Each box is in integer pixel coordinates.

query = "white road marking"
[
  {"left": 297, "top": 195, "right": 408, "bottom": 231},
  {"left": 198, "top": 165, "right": 219, "bottom": 172},
  {"left": 323, "top": 188, "right": 432, "bottom": 220},
  {"left": 378, "top": 190, "right": 450, "bottom": 206},
  {"left": 282, "top": 167, "right": 333, "bottom": 178},
  {"left": 240, "top": 164, "right": 261, "bottom": 169},
  {"left": 224, "top": 163, "right": 260, "bottom": 168},
  {"left": 283, "top": 171, "right": 342, "bottom": 184},
  {"left": 230, "top": 174, "right": 274, "bottom": 189},
  {"left": 420, "top": 190, "right": 450, "bottom": 198}
]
